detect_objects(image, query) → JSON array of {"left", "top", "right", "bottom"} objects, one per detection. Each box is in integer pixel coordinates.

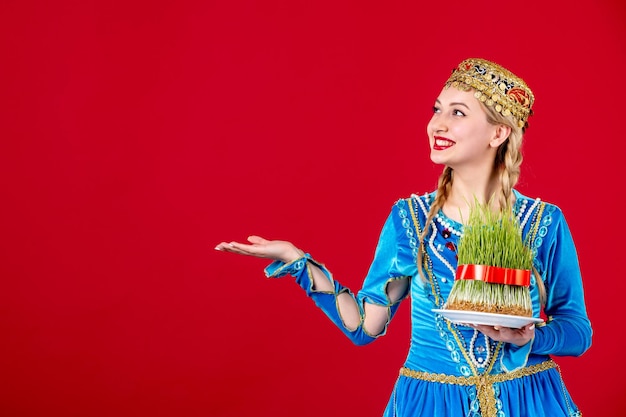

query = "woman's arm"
[
  {"left": 531, "top": 210, "right": 593, "bottom": 356},
  {"left": 216, "top": 235, "right": 409, "bottom": 344},
  {"left": 216, "top": 202, "right": 413, "bottom": 344}
]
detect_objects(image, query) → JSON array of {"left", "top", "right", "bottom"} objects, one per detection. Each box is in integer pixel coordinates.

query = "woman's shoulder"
[
  {"left": 513, "top": 190, "right": 567, "bottom": 229},
  {"left": 392, "top": 191, "right": 436, "bottom": 216},
  {"left": 394, "top": 191, "right": 436, "bottom": 206},
  {"left": 514, "top": 190, "right": 564, "bottom": 214}
]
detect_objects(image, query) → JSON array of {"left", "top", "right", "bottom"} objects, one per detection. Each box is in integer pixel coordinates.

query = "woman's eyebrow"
[
  {"left": 434, "top": 99, "right": 470, "bottom": 110},
  {"left": 449, "top": 102, "right": 470, "bottom": 109}
]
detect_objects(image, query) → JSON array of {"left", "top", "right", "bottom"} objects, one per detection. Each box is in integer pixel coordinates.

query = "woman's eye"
[
  {"left": 453, "top": 109, "right": 465, "bottom": 117},
  {"left": 432, "top": 106, "right": 440, "bottom": 114}
]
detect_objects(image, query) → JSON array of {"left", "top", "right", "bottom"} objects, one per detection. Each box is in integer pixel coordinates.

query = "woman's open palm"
[{"left": 215, "top": 235, "right": 304, "bottom": 263}]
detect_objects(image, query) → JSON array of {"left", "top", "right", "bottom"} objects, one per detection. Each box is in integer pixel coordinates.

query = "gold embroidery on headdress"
[{"left": 446, "top": 58, "right": 535, "bottom": 129}]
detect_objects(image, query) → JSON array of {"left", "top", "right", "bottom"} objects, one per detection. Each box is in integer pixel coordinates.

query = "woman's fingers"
[
  {"left": 214, "top": 242, "right": 229, "bottom": 251},
  {"left": 215, "top": 238, "right": 278, "bottom": 259},
  {"left": 471, "top": 323, "right": 535, "bottom": 346},
  {"left": 471, "top": 324, "right": 500, "bottom": 339},
  {"left": 221, "top": 241, "right": 263, "bottom": 256},
  {"left": 216, "top": 237, "right": 303, "bottom": 263}
]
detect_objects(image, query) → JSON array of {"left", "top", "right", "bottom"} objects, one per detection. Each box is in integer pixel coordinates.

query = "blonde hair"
[{"left": 416, "top": 97, "right": 546, "bottom": 305}]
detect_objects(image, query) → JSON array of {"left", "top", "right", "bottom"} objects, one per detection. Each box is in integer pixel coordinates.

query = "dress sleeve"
[
  {"left": 531, "top": 207, "right": 593, "bottom": 356},
  {"left": 264, "top": 201, "right": 414, "bottom": 346},
  {"left": 500, "top": 205, "right": 592, "bottom": 372}
]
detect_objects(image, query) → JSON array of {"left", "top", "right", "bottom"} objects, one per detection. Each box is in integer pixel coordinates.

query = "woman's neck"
[{"left": 441, "top": 170, "right": 501, "bottom": 224}]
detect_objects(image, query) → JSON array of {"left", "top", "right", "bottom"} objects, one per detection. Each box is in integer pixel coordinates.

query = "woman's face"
[{"left": 427, "top": 87, "right": 500, "bottom": 170}]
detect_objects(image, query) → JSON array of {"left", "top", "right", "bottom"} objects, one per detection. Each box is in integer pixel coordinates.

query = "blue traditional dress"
[{"left": 265, "top": 190, "right": 592, "bottom": 417}]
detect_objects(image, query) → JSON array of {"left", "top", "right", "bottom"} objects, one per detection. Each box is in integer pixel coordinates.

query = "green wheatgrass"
[{"left": 445, "top": 202, "right": 534, "bottom": 317}]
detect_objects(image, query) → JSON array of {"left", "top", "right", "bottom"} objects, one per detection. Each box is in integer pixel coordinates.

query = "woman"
[{"left": 215, "top": 58, "right": 592, "bottom": 417}]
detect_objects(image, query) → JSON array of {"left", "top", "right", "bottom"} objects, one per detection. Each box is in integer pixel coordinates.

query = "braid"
[
  {"left": 485, "top": 105, "right": 546, "bottom": 306},
  {"left": 417, "top": 166, "right": 453, "bottom": 281},
  {"left": 485, "top": 106, "right": 523, "bottom": 212}
]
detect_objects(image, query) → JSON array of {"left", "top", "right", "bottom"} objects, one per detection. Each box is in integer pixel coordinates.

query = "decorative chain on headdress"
[{"left": 445, "top": 58, "right": 535, "bottom": 129}]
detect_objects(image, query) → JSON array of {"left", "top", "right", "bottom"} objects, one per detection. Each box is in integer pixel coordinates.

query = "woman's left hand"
[{"left": 471, "top": 323, "right": 535, "bottom": 347}]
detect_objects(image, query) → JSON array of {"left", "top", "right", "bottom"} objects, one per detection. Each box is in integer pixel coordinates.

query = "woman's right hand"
[{"left": 215, "top": 235, "right": 304, "bottom": 263}]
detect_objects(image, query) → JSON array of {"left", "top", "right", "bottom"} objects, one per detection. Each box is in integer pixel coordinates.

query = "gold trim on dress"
[{"left": 399, "top": 360, "right": 557, "bottom": 417}]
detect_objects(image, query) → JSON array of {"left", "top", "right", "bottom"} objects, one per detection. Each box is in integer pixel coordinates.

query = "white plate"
[{"left": 432, "top": 309, "right": 544, "bottom": 329}]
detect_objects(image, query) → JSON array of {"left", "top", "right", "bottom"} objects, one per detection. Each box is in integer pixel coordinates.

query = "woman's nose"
[{"left": 428, "top": 115, "right": 447, "bottom": 133}]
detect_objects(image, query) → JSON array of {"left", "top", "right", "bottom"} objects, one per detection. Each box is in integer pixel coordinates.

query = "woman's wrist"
[
  {"left": 265, "top": 251, "right": 310, "bottom": 278},
  {"left": 280, "top": 247, "right": 305, "bottom": 263}
]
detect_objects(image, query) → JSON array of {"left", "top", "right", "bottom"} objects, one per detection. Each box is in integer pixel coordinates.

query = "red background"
[{"left": 1, "top": 1, "right": 624, "bottom": 416}]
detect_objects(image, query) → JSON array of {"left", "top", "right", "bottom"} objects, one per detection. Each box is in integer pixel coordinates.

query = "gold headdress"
[{"left": 445, "top": 58, "right": 534, "bottom": 129}]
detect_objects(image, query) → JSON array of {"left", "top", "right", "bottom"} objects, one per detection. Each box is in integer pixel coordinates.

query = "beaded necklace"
[{"left": 435, "top": 213, "right": 463, "bottom": 238}]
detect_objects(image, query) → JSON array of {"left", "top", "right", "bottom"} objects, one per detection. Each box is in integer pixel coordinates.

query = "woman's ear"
[{"left": 489, "top": 124, "right": 512, "bottom": 148}]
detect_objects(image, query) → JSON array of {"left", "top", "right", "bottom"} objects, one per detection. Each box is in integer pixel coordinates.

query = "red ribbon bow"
[{"left": 455, "top": 264, "right": 530, "bottom": 287}]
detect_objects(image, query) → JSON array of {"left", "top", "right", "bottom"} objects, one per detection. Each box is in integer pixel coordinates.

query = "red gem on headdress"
[
  {"left": 445, "top": 242, "right": 456, "bottom": 252},
  {"left": 442, "top": 228, "right": 451, "bottom": 238},
  {"left": 508, "top": 88, "right": 530, "bottom": 108},
  {"left": 464, "top": 63, "right": 472, "bottom": 70}
]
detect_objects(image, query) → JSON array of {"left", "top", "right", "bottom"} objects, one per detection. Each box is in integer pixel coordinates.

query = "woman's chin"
[{"left": 429, "top": 153, "right": 447, "bottom": 166}]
